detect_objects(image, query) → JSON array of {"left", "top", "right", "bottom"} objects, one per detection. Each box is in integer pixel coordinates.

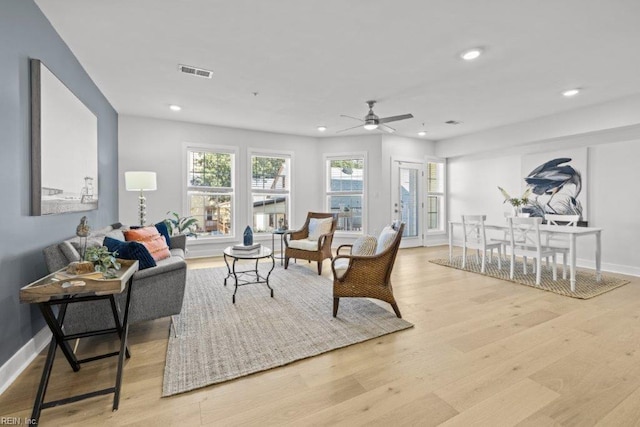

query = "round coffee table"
[{"left": 223, "top": 246, "right": 275, "bottom": 304}]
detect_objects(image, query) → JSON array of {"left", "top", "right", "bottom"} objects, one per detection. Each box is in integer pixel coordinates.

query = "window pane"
[
  {"left": 188, "top": 151, "right": 232, "bottom": 188},
  {"left": 427, "top": 162, "right": 443, "bottom": 193},
  {"left": 329, "top": 159, "right": 364, "bottom": 192},
  {"left": 188, "top": 192, "right": 232, "bottom": 236},
  {"left": 328, "top": 195, "right": 362, "bottom": 231},
  {"left": 426, "top": 195, "right": 442, "bottom": 231},
  {"left": 252, "top": 195, "right": 289, "bottom": 232},
  {"left": 252, "top": 156, "right": 288, "bottom": 190}
]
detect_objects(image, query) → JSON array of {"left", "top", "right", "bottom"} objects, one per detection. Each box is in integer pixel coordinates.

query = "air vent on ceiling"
[
  {"left": 178, "top": 64, "right": 213, "bottom": 79},
  {"left": 445, "top": 120, "right": 462, "bottom": 125}
]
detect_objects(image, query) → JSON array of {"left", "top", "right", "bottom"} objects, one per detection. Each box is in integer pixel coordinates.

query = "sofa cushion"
[
  {"left": 104, "top": 236, "right": 156, "bottom": 270},
  {"left": 105, "top": 228, "right": 126, "bottom": 242},
  {"left": 376, "top": 226, "right": 397, "bottom": 254},
  {"left": 352, "top": 235, "right": 377, "bottom": 256},
  {"left": 124, "top": 226, "right": 171, "bottom": 261},
  {"left": 288, "top": 239, "right": 319, "bottom": 251},
  {"left": 308, "top": 217, "right": 333, "bottom": 241},
  {"left": 59, "top": 241, "right": 81, "bottom": 262}
]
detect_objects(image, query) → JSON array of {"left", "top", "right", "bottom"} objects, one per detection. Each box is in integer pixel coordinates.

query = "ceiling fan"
[{"left": 338, "top": 100, "right": 413, "bottom": 133}]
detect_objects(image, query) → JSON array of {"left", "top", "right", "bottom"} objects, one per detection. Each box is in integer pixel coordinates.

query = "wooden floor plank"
[{"left": 1, "top": 246, "right": 638, "bottom": 425}]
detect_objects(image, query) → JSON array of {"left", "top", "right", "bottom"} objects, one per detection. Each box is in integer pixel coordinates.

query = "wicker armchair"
[
  {"left": 331, "top": 223, "right": 404, "bottom": 318},
  {"left": 284, "top": 212, "right": 338, "bottom": 275}
]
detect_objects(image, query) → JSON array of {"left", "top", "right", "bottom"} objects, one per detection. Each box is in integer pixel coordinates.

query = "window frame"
[
  {"left": 183, "top": 143, "right": 239, "bottom": 241},
  {"left": 247, "top": 148, "right": 294, "bottom": 235},
  {"left": 323, "top": 152, "right": 367, "bottom": 236},
  {"left": 425, "top": 156, "right": 447, "bottom": 235}
]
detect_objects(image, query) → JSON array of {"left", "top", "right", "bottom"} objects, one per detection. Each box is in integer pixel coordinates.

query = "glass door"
[{"left": 391, "top": 160, "right": 423, "bottom": 248}]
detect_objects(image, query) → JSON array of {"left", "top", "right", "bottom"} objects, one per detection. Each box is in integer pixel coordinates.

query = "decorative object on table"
[
  {"left": 278, "top": 217, "right": 284, "bottom": 230},
  {"left": 232, "top": 243, "right": 261, "bottom": 252},
  {"left": 498, "top": 186, "right": 531, "bottom": 216},
  {"left": 521, "top": 148, "right": 587, "bottom": 221},
  {"left": 162, "top": 264, "right": 413, "bottom": 396},
  {"left": 430, "top": 256, "right": 629, "bottom": 300},
  {"left": 75, "top": 215, "right": 91, "bottom": 258},
  {"left": 243, "top": 225, "right": 254, "bottom": 246},
  {"left": 84, "top": 246, "right": 121, "bottom": 279},
  {"left": 125, "top": 171, "right": 157, "bottom": 226},
  {"left": 164, "top": 211, "right": 198, "bottom": 237},
  {"left": 30, "top": 59, "right": 98, "bottom": 216},
  {"left": 65, "top": 261, "right": 95, "bottom": 275}
]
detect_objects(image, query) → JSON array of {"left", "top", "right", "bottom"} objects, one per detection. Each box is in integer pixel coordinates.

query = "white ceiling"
[{"left": 35, "top": 0, "right": 640, "bottom": 140}]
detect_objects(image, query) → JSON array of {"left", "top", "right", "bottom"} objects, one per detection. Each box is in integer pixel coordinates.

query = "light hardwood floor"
[{"left": 2, "top": 246, "right": 640, "bottom": 426}]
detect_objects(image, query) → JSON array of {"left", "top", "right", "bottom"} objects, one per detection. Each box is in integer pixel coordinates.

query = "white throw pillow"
[
  {"left": 307, "top": 217, "right": 333, "bottom": 241},
  {"left": 376, "top": 226, "right": 397, "bottom": 254},
  {"left": 352, "top": 235, "right": 377, "bottom": 256}
]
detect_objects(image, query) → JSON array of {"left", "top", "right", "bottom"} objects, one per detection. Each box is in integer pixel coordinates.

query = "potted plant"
[
  {"left": 85, "top": 246, "right": 121, "bottom": 279},
  {"left": 164, "top": 212, "right": 199, "bottom": 237},
  {"left": 498, "top": 186, "right": 532, "bottom": 216}
]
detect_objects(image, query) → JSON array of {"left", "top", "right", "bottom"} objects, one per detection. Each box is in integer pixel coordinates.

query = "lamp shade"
[{"left": 125, "top": 171, "right": 157, "bottom": 191}]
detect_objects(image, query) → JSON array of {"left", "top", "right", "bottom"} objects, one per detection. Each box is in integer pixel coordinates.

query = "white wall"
[
  {"left": 119, "top": 115, "right": 321, "bottom": 257},
  {"left": 443, "top": 102, "right": 640, "bottom": 275},
  {"left": 119, "top": 117, "right": 438, "bottom": 256}
]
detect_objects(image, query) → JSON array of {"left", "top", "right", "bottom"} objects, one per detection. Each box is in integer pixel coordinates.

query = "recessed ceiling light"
[
  {"left": 562, "top": 89, "right": 580, "bottom": 97},
  {"left": 169, "top": 104, "right": 181, "bottom": 111},
  {"left": 317, "top": 126, "right": 327, "bottom": 132},
  {"left": 460, "top": 48, "right": 483, "bottom": 61},
  {"left": 418, "top": 131, "right": 427, "bottom": 137}
]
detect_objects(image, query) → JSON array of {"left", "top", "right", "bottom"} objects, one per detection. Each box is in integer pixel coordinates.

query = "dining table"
[{"left": 448, "top": 220, "right": 603, "bottom": 292}]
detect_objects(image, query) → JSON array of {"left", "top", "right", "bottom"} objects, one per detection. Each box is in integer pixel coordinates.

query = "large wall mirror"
[{"left": 31, "top": 58, "right": 98, "bottom": 216}]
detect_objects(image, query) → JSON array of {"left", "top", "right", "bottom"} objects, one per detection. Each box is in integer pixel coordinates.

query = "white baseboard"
[{"left": 0, "top": 327, "right": 51, "bottom": 396}]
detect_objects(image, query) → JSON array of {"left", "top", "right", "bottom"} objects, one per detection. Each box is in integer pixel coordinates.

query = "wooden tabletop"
[{"left": 20, "top": 259, "right": 139, "bottom": 303}]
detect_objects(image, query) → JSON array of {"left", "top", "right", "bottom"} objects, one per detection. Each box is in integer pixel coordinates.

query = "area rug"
[
  {"left": 162, "top": 264, "right": 413, "bottom": 396},
  {"left": 430, "top": 256, "right": 629, "bottom": 299}
]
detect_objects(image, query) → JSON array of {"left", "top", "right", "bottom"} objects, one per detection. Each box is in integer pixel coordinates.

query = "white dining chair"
[
  {"left": 507, "top": 217, "right": 557, "bottom": 285},
  {"left": 543, "top": 214, "right": 580, "bottom": 279},
  {"left": 461, "top": 215, "right": 502, "bottom": 273}
]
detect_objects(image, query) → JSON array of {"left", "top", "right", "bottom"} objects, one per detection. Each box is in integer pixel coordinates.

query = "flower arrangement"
[{"left": 498, "top": 186, "right": 532, "bottom": 207}]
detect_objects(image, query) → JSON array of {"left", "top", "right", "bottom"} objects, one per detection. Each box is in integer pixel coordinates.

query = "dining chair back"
[
  {"left": 461, "top": 215, "right": 502, "bottom": 273},
  {"left": 543, "top": 214, "right": 580, "bottom": 279},
  {"left": 507, "top": 217, "right": 557, "bottom": 285}
]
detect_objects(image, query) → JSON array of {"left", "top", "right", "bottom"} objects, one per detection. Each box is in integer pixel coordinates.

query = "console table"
[{"left": 20, "top": 259, "right": 138, "bottom": 424}]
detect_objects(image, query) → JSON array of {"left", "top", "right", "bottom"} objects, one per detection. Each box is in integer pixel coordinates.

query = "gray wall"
[{"left": 0, "top": 0, "right": 118, "bottom": 367}]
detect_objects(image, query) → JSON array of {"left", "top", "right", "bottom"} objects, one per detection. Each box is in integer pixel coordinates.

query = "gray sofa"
[{"left": 43, "top": 223, "right": 187, "bottom": 334}]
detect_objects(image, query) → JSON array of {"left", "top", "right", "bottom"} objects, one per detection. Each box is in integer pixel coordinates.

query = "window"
[
  {"left": 325, "top": 156, "right": 364, "bottom": 232},
  {"left": 426, "top": 160, "right": 446, "bottom": 233},
  {"left": 186, "top": 148, "right": 235, "bottom": 237},
  {"left": 250, "top": 154, "right": 290, "bottom": 233}
]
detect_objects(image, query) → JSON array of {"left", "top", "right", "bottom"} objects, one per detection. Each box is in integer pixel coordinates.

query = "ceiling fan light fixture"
[
  {"left": 460, "top": 48, "right": 483, "bottom": 61},
  {"left": 363, "top": 123, "right": 378, "bottom": 130}
]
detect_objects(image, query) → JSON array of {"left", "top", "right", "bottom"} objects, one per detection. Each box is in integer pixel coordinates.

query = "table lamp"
[{"left": 125, "top": 171, "right": 157, "bottom": 226}]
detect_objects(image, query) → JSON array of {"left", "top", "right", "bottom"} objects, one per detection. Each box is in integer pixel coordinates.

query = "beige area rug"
[
  {"left": 430, "top": 255, "right": 629, "bottom": 299},
  {"left": 162, "top": 264, "right": 413, "bottom": 397}
]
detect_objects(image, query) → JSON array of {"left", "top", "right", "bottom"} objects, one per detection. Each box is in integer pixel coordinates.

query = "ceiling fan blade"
[
  {"left": 340, "top": 114, "right": 364, "bottom": 122},
  {"left": 378, "top": 123, "right": 396, "bottom": 133},
  {"left": 378, "top": 113, "right": 414, "bottom": 124},
  {"left": 336, "top": 123, "right": 364, "bottom": 133}
]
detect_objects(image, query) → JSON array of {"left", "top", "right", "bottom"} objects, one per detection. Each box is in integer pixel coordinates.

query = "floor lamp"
[{"left": 125, "top": 171, "right": 157, "bottom": 227}]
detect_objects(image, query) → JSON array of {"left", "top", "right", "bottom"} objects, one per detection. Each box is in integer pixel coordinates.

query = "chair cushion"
[
  {"left": 124, "top": 226, "right": 171, "bottom": 261},
  {"left": 308, "top": 217, "right": 333, "bottom": 241},
  {"left": 376, "top": 226, "right": 397, "bottom": 254},
  {"left": 288, "top": 239, "right": 319, "bottom": 251},
  {"left": 333, "top": 258, "right": 350, "bottom": 279},
  {"left": 352, "top": 235, "right": 377, "bottom": 256}
]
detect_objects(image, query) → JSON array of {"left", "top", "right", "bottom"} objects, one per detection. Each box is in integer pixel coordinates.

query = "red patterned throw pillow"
[{"left": 123, "top": 226, "right": 171, "bottom": 262}]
